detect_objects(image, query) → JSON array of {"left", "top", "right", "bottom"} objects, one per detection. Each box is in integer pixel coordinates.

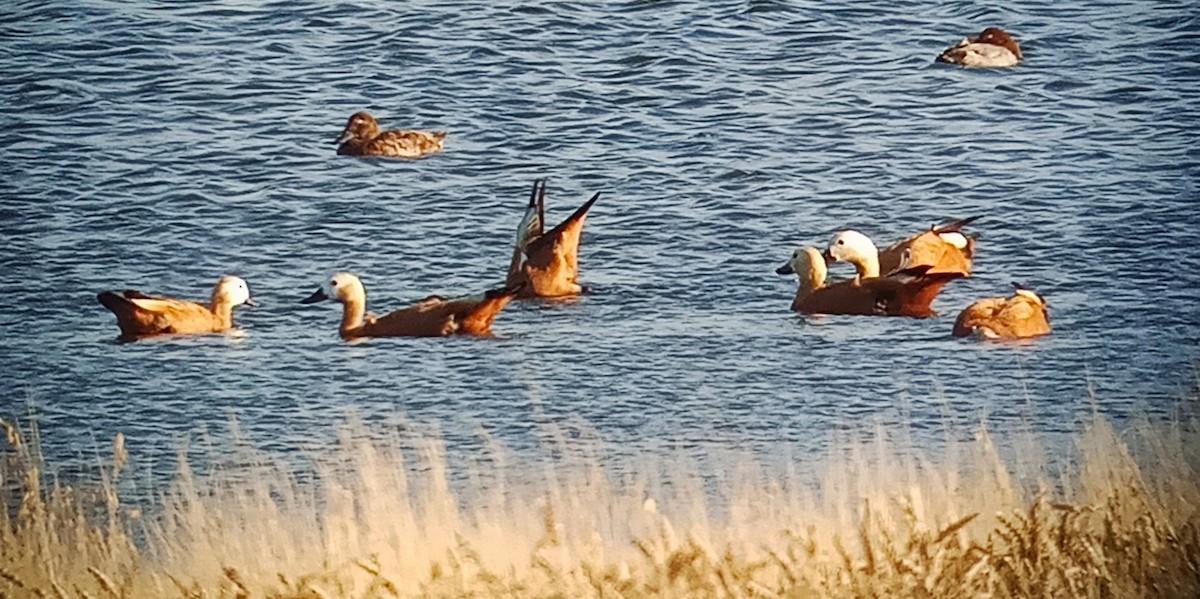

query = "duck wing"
[
  {"left": 800, "top": 266, "right": 963, "bottom": 318},
  {"left": 365, "top": 130, "right": 446, "bottom": 157},
  {"left": 505, "top": 179, "right": 547, "bottom": 287},
  {"left": 358, "top": 284, "right": 521, "bottom": 337},
  {"left": 98, "top": 290, "right": 213, "bottom": 337}
]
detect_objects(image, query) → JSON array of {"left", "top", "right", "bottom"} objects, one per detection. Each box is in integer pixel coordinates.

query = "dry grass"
[{"left": 1, "top": 400, "right": 1198, "bottom": 599}]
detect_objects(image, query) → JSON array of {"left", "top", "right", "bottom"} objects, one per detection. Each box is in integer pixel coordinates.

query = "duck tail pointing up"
[
  {"left": 461, "top": 282, "right": 524, "bottom": 335},
  {"left": 564, "top": 191, "right": 601, "bottom": 227},
  {"left": 97, "top": 290, "right": 134, "bottom": 316},
  {"left": 526, "top": 191, "right": 601, "bottom": 256}
]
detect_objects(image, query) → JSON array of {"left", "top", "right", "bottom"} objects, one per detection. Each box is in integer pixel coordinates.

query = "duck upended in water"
[
  {"left": 97, "top": 275, "right": 256, "bottom": 340},
  {"left": 952, "top": 283, "right": 1051, "bottom": 339},
  {"left": 937, "top": 27, "right": 1023, "bottom": 68},
  {"left": 300, "top": 272, "right": 519, "bottom": 339},
  {"left": 776, "top": 247, "right": 964, "bottom": 318},
  {"left": 335, "top": 111, "right": 446, "bottom": 158},
  {"left": 825, "top": 217, "right": 978, "bottom": 280},
  {"left": 505, "top": 179, "right": 600, "bottom": 298}
]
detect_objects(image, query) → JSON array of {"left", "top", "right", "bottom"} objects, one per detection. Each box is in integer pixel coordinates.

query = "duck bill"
[
  {"left": 300, "top": 288, "right": 328, "bottom": 304},
  {"left": 244, "top": 298, "right": 260, "bottom": 307},
  {"left": 334, "top": 131, "right": 353, "bottom": 145},
  {"left": 775, "top": 263, "right": 795, "bottom": 275},
  {"left": 821, "top": 249, "right": 835, "bottom": 264}
]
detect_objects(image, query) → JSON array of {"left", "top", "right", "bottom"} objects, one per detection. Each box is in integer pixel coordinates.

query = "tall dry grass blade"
[{"left": 86, "top": 567, "right": 119, "bottom": 599}]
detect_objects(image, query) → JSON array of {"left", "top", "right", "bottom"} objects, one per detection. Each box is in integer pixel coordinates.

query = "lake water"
[{"left": 1, "top": 0, "right": 1198, "bottom": 485}]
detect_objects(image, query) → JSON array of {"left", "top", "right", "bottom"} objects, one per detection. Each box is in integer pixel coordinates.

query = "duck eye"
[
  {"left": 837, "top": 239, "right": 845, "bottom": 245},
  {"left": 329, "top": 280, "right": 338, "bottom": 287}
]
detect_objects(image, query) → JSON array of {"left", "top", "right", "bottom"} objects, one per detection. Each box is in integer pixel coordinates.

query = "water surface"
[{"left": 1, "top": 0, "right": 1198, "bottom": 482}]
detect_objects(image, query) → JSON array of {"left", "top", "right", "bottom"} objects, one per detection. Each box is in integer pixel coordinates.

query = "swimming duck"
[
  {"left": 97, "top": 276, "right": 256, "bottom": 340},
  {"left": 504, "top": 179, "right": 600, "bottom": 298},
  {"left": 825, "top": 217, "right": 978, "bottom": 280},
  {"left": 952, "top": 283, "right": 1050, "bottom": 339},
  {"left": 776, "top": 247, "right": 964, "bottom": 317},
  {"left": 300, "top": 272, "right": 519, "bottom": 339},
  {"left": 335, "top": 111, "right": 446, "bottom": 158},
  {"left": 937, "top": 27, "right": 1023, "bottom": 68}
]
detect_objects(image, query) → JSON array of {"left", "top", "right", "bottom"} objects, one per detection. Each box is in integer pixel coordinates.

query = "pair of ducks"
[
  {"left": 775, "top": 218, "right": 1051, "bottom": 339},
  {"left": 97, "top": 180, "right": 599, "bottom": 342}
]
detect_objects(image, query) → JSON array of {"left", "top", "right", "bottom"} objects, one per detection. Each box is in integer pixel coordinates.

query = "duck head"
[
  {"left": 975, "top": 27, "right": 1022, "bottom": 60},
  {"left": 776, "top": 247, "right": 827, "bottom": 290},
  {"left": 301, "top": 272, "right": 366, "bottom": 306},
  {"left": 213, "top": 275, "right": 257, "bottom": 308},
  {"left": 825, "top": 230, "right": 880, "bottom": 277},
  {"left": 335, "top": 111, "right": 380, "bottom": 145}
]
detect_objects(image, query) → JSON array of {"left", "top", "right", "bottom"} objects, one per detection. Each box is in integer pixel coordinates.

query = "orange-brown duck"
[
  {"left": 952, "top": 283, "right": 1051, "bottom": 339},
  {"left": 504, "top": 179, "right": 600, "bottom": 298},
  {"left": 776, "top": 247, "right": 964, "bottom": 318},
  {"left": 97, "top": 275, "right": 256, "bottom": 340},
  {"left": 301, "top": 272, "right": 519, "bottom": 339},
  {"left": 825, "top": 217, "right": 978, "bottom": 280}
]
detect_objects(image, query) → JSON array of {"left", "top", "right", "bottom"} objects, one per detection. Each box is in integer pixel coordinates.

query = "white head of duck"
[{"left": 824, "top": 230, "right": 880, "bottom": 279}]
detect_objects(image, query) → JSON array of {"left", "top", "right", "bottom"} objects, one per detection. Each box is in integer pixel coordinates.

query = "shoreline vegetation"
[{"left": 2, "top": 398, "right": 1198, "bottom": 598}]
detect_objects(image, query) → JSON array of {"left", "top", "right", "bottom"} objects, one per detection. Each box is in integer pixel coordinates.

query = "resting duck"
[
  {"left": 825, "top": 217, "right": 978, "bottom": 280},
  {"left": 97, "top": 275, "right": 256, "bottom": 340},
  {"left": 335, "top": 111, "right": 446, "bottom": 158},
  {"left": 937, "top": 27, "right": 1023, "bottom": 68},
  {"left": 505, "top": 179, "right": 601, "bottom": 298},
  {"left": 776, "top": 247, "right": 964, "bottom": 318},
  {"left": 952, "top": 283, "right": 1050, "bottom": 339},
  {"left": 300, "top": 272, "right": 519, "bottom": 339}
]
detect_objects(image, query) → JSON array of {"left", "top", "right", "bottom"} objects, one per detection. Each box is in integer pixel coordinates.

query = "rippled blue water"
[{"left": 2, "top": 0, "right": 1198, "bottom": 482}]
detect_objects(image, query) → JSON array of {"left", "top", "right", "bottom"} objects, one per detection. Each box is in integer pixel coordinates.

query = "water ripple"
[{"left": 0, "top": 0, "right": 1197, "bottom": 481}]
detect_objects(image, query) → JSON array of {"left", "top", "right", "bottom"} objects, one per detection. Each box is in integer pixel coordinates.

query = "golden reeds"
[{"left": 1, "top": 399, "right": 1198, "bottom": 598}]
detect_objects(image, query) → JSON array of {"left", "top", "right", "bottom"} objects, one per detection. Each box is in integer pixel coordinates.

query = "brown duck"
[
  {"left": 952, "top": 283, "right": 1051, "bottom": 339},
  {"left": 301, "top": 272, "right": 519, "bottom": 339},
  {"left": 776, "top": 247, "right": 964, "bottom": 318},
  {"left": 97, "top": 275, "right": 256, "bottom": 340},
  {"left": 504, "top": 179, "right": 600, "bottom": 298},
  {"left": 825, "top": 216, "right": 979, "bottom": 280},
  {"left": 335, "top": 111, "right": 446, "bottom": 158}
]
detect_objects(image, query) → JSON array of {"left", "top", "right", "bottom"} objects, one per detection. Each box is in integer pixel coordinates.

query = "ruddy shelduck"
[
  {"left": 952, "top": 283, "right": 1051, "bottom": 339},
  {"left": 335, "top": 111, "right": 446, "bottom": 158},
  {"left": 97, "top": 275, "right": 256, "bottom": 340},
  {"left": 937, "top": 27, "right": 1023, "bottom": 68},
  {"left": 776, "top": 247, "right": 965, "bottom": 318},
  {"left": 825, "top": 216, "right": 978, "bottom": 280},
  {"left": 505, "top": 179, "right": 600, "bottom": 298},
  {"left": 300, "top": 272, "right": 519, "bottom": 339}
]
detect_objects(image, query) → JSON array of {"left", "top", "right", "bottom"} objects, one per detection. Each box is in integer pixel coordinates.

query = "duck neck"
[
  {"left": 853, "top": 254, "right": 880, "bottom": 279},
  {"left": 339, "top": 297, "right": 367, "bottom": 338},
  {"left": 793, "top": 259, "right": 826, "bottom": 309},
  {"left": 210, "top": 300, "right": 235, "bottom": 329}
]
